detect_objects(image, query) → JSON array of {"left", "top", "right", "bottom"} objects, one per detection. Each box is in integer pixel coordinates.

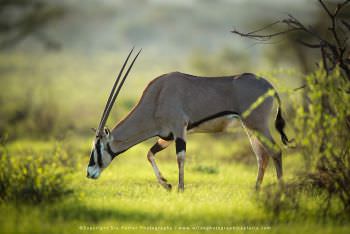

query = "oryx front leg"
[
  {"left": 176, "top": 138, "right": 186, "bottom": 192},
  {"left": 147, "top": 139, "right": 172, "bottom": 191}
]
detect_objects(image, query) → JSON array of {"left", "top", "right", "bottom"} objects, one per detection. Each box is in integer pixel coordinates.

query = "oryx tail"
[{"left": 274, "top": 92, "right": 289, "bottom": 145}]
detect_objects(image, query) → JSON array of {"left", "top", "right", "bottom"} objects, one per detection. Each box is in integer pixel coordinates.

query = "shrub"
[
  {"left": 0, "top": 141, "right": 75, "bottom": 203},
  {"left": 260, "top": 66, "right": 350, "bottom": 218},
  {"left": 294, "top": 67, "right": 350, "bottom": 214}
]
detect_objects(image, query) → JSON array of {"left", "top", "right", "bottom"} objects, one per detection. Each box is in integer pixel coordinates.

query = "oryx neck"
[
  {"left": 108, "top": 85, "right": 159, "bottom": 155},
  {"left": 109, "top": 107, "right": 159, "bottom": 155},
  {"left": 111, "top": 126, "right": 157, "bottom": 154}
]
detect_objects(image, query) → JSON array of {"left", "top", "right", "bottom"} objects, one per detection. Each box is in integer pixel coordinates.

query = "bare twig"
[
  {"left": 296, "top": 40, "right": 321, "bottom": 48},
  {"left": 231, "top": 0, "right": 350, "bottom": 80}
]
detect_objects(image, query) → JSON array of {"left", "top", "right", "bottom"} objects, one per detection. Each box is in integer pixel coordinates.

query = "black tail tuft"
[{"left": 275, "top": 107, "right": 289, "bottom": 145}]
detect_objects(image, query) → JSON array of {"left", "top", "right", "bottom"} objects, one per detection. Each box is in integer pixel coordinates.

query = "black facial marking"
[
  {"left": 88, "top": 150, "right": 96, "bottom": 166},
  {"left": 187, "top": 111, "right": 239, "bottom": 130},
  {"left": 106, "top": 143, "right": 119, "bottom": 159},
  {"left": 175, "top": 138, "right": 186, "bottom": 154},
  {"left": 96, "top": 139, "right": 103, "bottom": 167},
  {"left": 150, "top": 142, "right": 164, "bottom": 154}
]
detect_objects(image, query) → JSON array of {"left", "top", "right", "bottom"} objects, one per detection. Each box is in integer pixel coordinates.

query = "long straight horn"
[
  {"left": 96, "top": 48, "right": 135, "bottom": 136},
  {"left": 98, "top": 48, "right": 142, "bottom": 136}
]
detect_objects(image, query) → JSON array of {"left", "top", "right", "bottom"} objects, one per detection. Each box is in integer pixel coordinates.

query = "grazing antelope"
[{"left": 86, "top": 48, "right": 290, "bottom": 191}]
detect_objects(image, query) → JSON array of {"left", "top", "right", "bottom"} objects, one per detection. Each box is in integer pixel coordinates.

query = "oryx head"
[{"left": 87, "top": 47, "right": 141, "bottom": 179}]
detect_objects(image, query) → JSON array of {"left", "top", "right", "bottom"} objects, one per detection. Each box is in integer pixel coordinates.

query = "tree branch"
[
  {"left": 231, "top": 1, "right": 350, "bottom": 80},
  {"left": 231, "top": 27, "right": 299, "bottom": 41}
]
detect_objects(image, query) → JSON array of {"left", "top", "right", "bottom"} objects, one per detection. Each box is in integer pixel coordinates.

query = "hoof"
[
  {"left": 159, "top": 177, "right": 172, "bottom": 191},
  {"left": 177, "top": 187, "right": 184, "bottom": 193},
  {"left": 161, "top": 183, "right": 172, "bottom": 191}
]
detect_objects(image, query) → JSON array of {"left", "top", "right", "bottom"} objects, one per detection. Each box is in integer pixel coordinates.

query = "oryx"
[{"left": 86, "top": 48, "right": 290, "bottom": 191}]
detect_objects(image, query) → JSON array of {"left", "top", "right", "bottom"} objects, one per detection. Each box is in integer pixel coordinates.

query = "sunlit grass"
[
  {"left": 0, "top": 51, "right": 346, "bottom": 233},
  {"left": 0, "top": 137, "right": 348, "bottom": 234}
]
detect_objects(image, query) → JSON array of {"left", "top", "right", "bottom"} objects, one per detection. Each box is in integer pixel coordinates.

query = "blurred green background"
[
  {"left": 1, "top": 1, "right": 349, "bottom": 234},
  {"left": 0, "top": 0, "right": 322, "bottom": 139}
]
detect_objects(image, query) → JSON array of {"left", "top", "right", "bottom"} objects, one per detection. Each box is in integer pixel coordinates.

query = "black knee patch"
[
  {"left": 150, "top": 142, "right": 163, "bottom": 154},
  {"left": 175, "top": 138, "right": 186, "bottom": 154}
]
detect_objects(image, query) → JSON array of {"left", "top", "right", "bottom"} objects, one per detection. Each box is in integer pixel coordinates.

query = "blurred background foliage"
[{"left": 0, "top": 0, "right": 330, "bottom": 140}]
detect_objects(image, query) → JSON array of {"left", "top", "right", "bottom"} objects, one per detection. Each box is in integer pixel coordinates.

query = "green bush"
[
  {"left": 260, "top": 66, "right": 350, "bottom": 218},
  {"left": 294, "top": 67, "right": 350, "bottom": 169},
  {"left": 294, "top": 67, "right": 350, "bottom": 213},
  {"left": 0, "top": 142, "right": 75, "bottom": 203}
]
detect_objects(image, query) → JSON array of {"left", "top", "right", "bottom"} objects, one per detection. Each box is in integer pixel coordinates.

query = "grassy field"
[
  {"left": 0, "top": 51, "right": 348, "bottom": 234},
  {"left": 1, "top": 1, "right": 349, "bottom": 232},
  {"left": 1, "top": 133, "right": 349, "bottom": 234}
]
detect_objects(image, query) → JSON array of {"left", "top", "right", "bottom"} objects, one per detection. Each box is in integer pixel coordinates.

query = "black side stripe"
[
  {"left": 106, "top": 143, "right": 120, "bottom": 159},
  {"left": 158, "top": 132, "right": 174, "bottom": 141},
  {"left": 187, "top": 111, "right": 239, "bottom": 130}
]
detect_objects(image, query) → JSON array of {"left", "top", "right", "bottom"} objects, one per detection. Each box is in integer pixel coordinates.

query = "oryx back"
[{"left": 150, "top": 72, "right": 274, "bottom": 134}]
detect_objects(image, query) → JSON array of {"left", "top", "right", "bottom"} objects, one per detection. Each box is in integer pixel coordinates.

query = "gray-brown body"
[
  {"left": 88, "top": 71, "right": 288, "bottom": 191},
  {"left": 114, "top": 72, "right": 274, "bottom": 138}
]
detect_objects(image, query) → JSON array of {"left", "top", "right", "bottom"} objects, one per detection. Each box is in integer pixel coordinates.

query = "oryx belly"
[{"left": 188, "top": 114, "right": 239, "bottom": 133}]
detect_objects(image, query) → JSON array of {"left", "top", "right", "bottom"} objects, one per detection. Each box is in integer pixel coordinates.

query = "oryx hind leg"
[
  {"left": 247, "top": 134, "right": 270, "bottom": 190},
  {"left": 242, "top": 98, "right": 283, "bottom": 188},
  {"left": 245, "top": 124, "right": 283, "bottom": 188},
  {"left": 147, "top": 138, "right": 172, "bottom": 191}
]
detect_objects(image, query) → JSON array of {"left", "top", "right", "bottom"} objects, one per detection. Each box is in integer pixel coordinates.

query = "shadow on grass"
[
  {"left": 47, "top": 201, "right": 272, "bottom": 226},
  {"left": 49, "top": 203, "right": 166, "bottom": 224}
]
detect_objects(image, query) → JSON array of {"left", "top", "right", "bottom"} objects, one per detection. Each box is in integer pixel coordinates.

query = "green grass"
[{"left": 0, "top": 135, "right": 349, "bottom": 234}]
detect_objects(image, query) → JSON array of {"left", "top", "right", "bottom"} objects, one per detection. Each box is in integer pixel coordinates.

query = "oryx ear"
[{"left": 91, "top": 128, "right": 97, "bottom": 133}]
